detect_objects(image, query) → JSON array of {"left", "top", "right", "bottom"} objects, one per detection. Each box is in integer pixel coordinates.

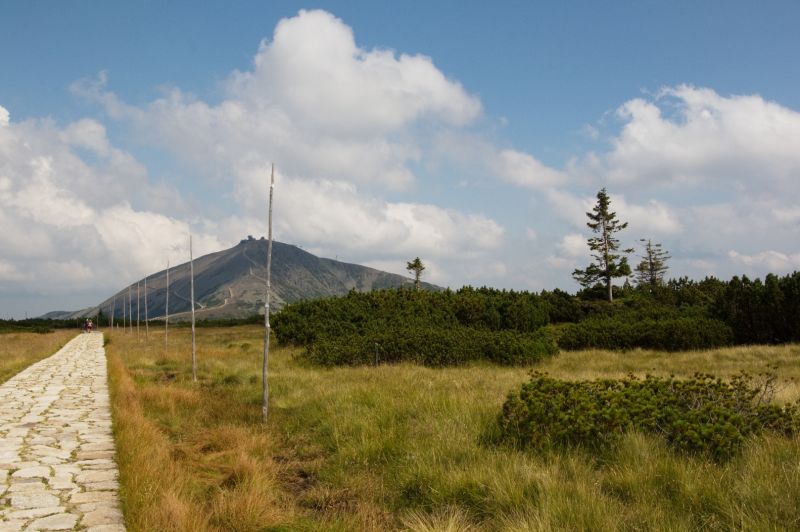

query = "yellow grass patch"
[{"left": 0, "top": 329, "right": 77, "bottom": 384}]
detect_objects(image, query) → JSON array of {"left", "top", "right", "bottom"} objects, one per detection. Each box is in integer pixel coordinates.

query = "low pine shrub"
[
  {"left": 303, "top": 326, "right": 557, "bottom": 367},
  {"left": 273, "top": 287, "right": 551, "bottom": 347},
  {"left": 556, "top": 316, "right": 733, "bottom": 351},
  {"left": 498, "top": 371, "right": 799, "bottom": 461}
]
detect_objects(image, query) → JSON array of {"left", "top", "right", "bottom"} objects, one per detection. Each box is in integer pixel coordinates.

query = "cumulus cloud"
[
  {"left": 74, "top": 9, "right": 481, "bottom": 190},
  {"left": 588, "top": 85, "right": 800, "bottom": 194},
  {"left": 0, "top": 107, "right": 224, "bottom": 303},
  {"left": 69, "top": 9, "right": 507, "bottom": 290},
  {"left": 274, "top": 176, "right": 504, "bottom": 259}
]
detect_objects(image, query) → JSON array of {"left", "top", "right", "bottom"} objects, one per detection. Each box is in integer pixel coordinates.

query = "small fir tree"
[
  {"left": 635, "top": 239, "right": 671, "bottom": 287},
  {"left": 572, "top": 188, "right": 633, "bottom": 302},
  {"left": 406, "top": 257, "right": 426, "bottom": 291}
]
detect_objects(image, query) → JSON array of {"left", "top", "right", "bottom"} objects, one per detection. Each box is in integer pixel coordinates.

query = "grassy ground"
[
  {"left": 105, "top": 325, "right": 800, "bottom": 531},
  {"left": 0, "top": 329, "right": 77, "bottom": 384}
]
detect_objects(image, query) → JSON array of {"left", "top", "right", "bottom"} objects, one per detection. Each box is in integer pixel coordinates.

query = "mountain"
[{"left": 47, "top": 238, "right": 437, "bottom": 321}]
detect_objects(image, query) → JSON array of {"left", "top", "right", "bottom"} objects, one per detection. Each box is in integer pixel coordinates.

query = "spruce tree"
[
  {"left": 572, "top": 188, "right": 633, "bottom": 301},
  {"left": 406, "top": 257, "right": 426, "bottom": 291},
  {"left": 635, "top": 239, "right": 670, "bottom": 287}
]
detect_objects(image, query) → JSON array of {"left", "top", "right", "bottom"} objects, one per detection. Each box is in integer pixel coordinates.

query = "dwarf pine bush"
[
  {"left": 304, "top": 326, "right": 557, "bottom": 367},
  {"left": 499, "top": 371, "right": 799, "bottom": 461}
]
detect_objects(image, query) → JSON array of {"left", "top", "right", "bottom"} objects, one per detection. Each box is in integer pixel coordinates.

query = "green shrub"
[
  {"left": 303, "top": 326, "right": 557, "bottom": 367},
  {"left": 556, "top": 317, "right": 733, "bottom": 351},
  {"left": 498, "top": 371, "right": 799, "bottom": 461},
  {"left": 274, "top": 287, "right": 550, "bottom": 347}
]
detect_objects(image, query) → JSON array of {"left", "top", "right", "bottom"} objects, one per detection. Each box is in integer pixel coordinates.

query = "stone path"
[{"left": 0, "top": 333, "right": 125, "bottom": 531}]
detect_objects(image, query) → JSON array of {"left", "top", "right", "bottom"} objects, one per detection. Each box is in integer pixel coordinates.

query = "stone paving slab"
[{"left": 0, "top": 333, "right": 125, "bottom": 531}]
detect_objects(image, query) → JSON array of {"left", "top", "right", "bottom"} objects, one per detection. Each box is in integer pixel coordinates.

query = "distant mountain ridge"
[{"left": 47, "top": 238, "right": 437, "bottom": 320}]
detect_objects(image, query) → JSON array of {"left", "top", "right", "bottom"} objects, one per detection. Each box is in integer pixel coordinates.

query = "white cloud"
[
  {"left": 74, "top": 9, "right": 480, "bottom": 190},
  {"left": 0, "top": 107, "right": 225, "bottom": 301},
  {"left": 429, "top": 132, "right": 565, "bottom": 190},
  {"left": 0, "top": 105, "right": 9, "bottom": 127},
  {"left": 234, "top": 10, "right": 481, "bottom": 133},
  {"left": 557, "top": 233, "right": 587, "bottom": 257},
  {"left": 69, "top": 9, "right": 507, "bottom": 289},
  {"left": 613, "top": 195, "right": 681, "bottom": 235},
  {"left": 545, "top": 188, "right": 679, "bottom": 236},
  {"left": 728, "top": 250, "right": 800, "bottom": 273},
  {"left": 274, "top": 175, "right": 504, "bottom": 259},
  {"left": 594, "top": 85, "right": 800, "bottom": 193},
  {"left": 491, "top": 149, "right": 565, "bottom": 188}
]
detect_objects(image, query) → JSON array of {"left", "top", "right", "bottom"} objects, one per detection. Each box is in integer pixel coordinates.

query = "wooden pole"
[
  {"left": 136, "top": 281, "right": 140, "bottom": 341},
  {"left": 144, "top": 275, "right": 149, "bottom": 341},
  {"left": 122, "top": 293, "right": 126, "bottom": 332},
  {"left": 111, "top": 293, "right": 116, "bottom": 330},
  {"left": 262, "top": 164, "right": 275, "bottom": 422},
  {"left": 128, "top": 286, "right": 133, "bottom": 334},
  {"left": 165, "top": 260, "right": 170, "bottom": 353},
  {"left": 190, "top": 235, "right": 197, "bottom": 382}
]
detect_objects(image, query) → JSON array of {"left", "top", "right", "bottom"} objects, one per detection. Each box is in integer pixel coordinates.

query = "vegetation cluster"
[
  {"left": 274, "top": 287, "right": 555, "bottom": 366},
  {"left": 0, "top": 317, "right": 76, "bottom": 334},
  {"left": 273, "top": 269, "right": 800, "bottom": 365},
  {"left": 499, "top": 371, "right": 799, "bottom": 461}
]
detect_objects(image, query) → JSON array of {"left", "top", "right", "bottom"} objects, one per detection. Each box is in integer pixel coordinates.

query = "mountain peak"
[{"left": 50, "top": 239, "right": 436, "bottom": 320}]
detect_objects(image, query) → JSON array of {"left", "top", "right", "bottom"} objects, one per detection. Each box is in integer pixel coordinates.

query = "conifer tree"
[
  {"left": 635, "top": 239, "right": 671, "bottom": 287},
  {"left": 406, "top": 257, "right": 426, "bottom": 291},
  {"left": 572, "top": 188, "right": 633, "bottom": 301}
]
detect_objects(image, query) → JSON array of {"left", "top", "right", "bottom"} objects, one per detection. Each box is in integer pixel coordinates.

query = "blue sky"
[{"left": 2, "top": 1, "right": 800, "bottom": 317}]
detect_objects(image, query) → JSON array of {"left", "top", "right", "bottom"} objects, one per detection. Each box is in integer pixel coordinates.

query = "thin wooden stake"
[
  {"left": 144, "top": 275, "right": 149, "bottom": 341},
  {"left": 128, "top": 286, "right": 133, "bottom": 334},
  {"left": 111, "top": 293, "right": 116, "bottom": 330},
  {"left": 165, "top": 259, "right": 170, "bottom": 354},
  {"left": 190, "top": 234, "right": 197, "bottom": 382},
  {"left": 136, "top": 281, "right": 140, "bottom": 341},
  {"left": 262, "top": 164, "right": 275, "bottom": 422}
]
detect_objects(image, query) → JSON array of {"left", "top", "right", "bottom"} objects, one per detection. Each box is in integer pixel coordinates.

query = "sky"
[{"left": 1, "top": 1, "right": 800, "bottom": 318}]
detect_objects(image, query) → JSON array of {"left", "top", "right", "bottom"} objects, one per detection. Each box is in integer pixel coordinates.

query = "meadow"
[
  {"left": 0, "top": 329, "right": 77, "bottom": 384},
  {"left": 104, "top": 325, "right": 800, "bottom": 531}
]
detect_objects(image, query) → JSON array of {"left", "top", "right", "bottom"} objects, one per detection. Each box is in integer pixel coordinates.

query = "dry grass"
[
  {"left": 106, "top": 325, "right": 800, "bottom": 531},
  {"left": 106, "top": 327, "right": 299, "bottom": 531},
  {"left": 0, "top": 329, "right": 77, "bottom": 384}
]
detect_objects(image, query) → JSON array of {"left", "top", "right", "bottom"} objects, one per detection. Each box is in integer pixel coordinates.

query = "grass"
[
  {"left": 105, "top": 325, "right": 800, "bottom": 530},
  {"left": 0, "top": 328, "right": 77, "bottom": 384}
]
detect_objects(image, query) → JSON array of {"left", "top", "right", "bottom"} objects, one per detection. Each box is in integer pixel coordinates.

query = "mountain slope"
[{"left": 54, "top": 238, "right": 436, "bottom": 320}]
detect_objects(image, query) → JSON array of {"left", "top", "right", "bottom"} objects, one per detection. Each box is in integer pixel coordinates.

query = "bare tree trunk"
[
  {"left": 607, "top": 276, "right": 613, "bottom": 302},
  {"left": 111, "top": 294, "right": 115, "bottom": 330},
  {"left": 262, "top": 164, "right": 275, "bottom": 422},
  {"left": 128, "top": 287, "right": 133, "bottom": 334},
  {"left": 190, "top": 235, "right": 197, "bottom": 382},
  {"left": 165, "top": 260, "right": 170, "bottom": 354}
]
